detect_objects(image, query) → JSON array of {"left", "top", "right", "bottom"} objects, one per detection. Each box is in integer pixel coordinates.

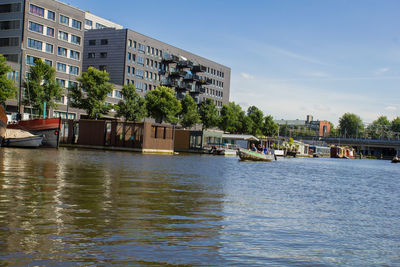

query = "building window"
[
  {"left": 47, "top": 10, "right": 55, "bottom": 21},
  {"left": 0, "top": 37, "right": 18, "bottom": 47},
  {"left": 58, "top": 47, "right": 67, "bottom": 57},
  {"left": 146, "top": 58, "right": 149, "bottom": 67},
  {"left": 101, "top": 39, "right": 108, "bottom": 45},
  {"left": 29, "top": 4, "right": 44, "bottom": 17},
  {"left": 89, "top": 40, "right": 96, "bottom": 46},
  {"left": 132, "top": 67, "right": 135, "bottom": 75},
  {"left": 0, "top": 3, "right": 21, "bottom": 13},
  {"left": 46, "top": 27, "right": 54, "bottom": 37},
  {"left": 133, "top": 41, "right": 137, "bottom": 49},
  {"left": 85, "top": 19, "right": 92, "bottom": 26},
  {"left": 70, "top": 50, "right": 80, "bottom": 60},
  {"left": 137, "top": 56, "right": 144, "bottom": 66},
  {"left": 128, "top": 39, "right": 132, "bottom": 47},
  {"left": 56, "top": 78, "right": 66, "bottom": 87},
  {"left": 28, "top": 21, "right": 43, "bottom": 34},
  {"left": 136, "top": 69, "right": 144, "bottom": 79},
  {"left": 138, "top": 43, "right": 145, "bottom": 53},
  {"left": 44, "top": 59, "right": 52, "bottom": 66},
  {"left": 58, "top": 31, "right": 68, "bottom": 41},
  {"left": 88, "top": 52, "right": 95, "bottom": 58},
  {"left": 27, "top": 38, "right": 42, "bottom": 50},
  {"left": 45, "top": 43, "right": 53, "bottom": 53},
  {"left": 71, "top": 19, "right": 82, "bottom": 30},
  {"left": 69, "top": 66, "right": 79, "bottom": 75},
  {"left": 132, "top": 54, "right": 136, "bottom": 63},
  {"left": 57, "top": 62, "right": 66, "bottom": 72},
  {"left": 71, "top": 35, "right": 81, "bottom": 45},
  {"left": 114, "top": 90, "right": 122, "bottom": 98},
  {"left": 26, "top": 55, "right": 39, "bottom": 65},
  {"left": 0, "top": 20, "right": 20, "bottom": 30},
  {"left": 100, "top": 52, "right": 107, "bottom": 58},
  {"left": 96, "top": 23, "right": 107, "bottom": 29},
  {"left": 60, "top": 15, "right": 69, "bottom": 26},
  {"left": 151, "top": 47, "right": 154, "bottom": 55}
]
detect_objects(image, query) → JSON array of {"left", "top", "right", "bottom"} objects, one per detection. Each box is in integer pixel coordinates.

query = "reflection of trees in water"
[{"left": 0, "top": 149, "right": 226, "bottom": 264}]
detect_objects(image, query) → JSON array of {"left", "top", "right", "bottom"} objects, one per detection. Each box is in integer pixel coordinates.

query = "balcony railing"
[
  {"left": 178, "top": 60, "right": 193, "bottom": 68},
  {"left": 162, "top": 53, "right": 179, "bottom": 63}
]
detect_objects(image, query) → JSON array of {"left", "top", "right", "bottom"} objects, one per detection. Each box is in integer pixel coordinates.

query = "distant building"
[{"left": 275, "top": 115, "right": 331, "bottom": 137}]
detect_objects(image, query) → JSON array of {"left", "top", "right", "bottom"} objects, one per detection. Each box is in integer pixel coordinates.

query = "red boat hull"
[{"left": 7, "top": 118, "right": 61, "bottom": 148}]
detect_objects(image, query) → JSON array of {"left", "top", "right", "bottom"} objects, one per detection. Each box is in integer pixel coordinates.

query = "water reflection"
[{"left": 0, "top": 148, "right": 225, "bottom": 265}]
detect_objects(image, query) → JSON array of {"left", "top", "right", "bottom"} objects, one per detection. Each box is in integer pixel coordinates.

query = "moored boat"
[
  {"left": 7, "top": 117, "right": 61, "bottom": 148},
  {"left": 238, "top": 148, "right": 276, "bottom": 162},
  {"left": 3, "top": 128, "right": 43, "bottom": 148},
  {"left": 0, "top": 106, "right": 6, "bottom": 146}
]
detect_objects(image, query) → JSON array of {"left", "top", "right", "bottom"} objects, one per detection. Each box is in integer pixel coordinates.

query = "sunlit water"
[{"left": 0, "top": 147, "right": 399, "bottom": 266}]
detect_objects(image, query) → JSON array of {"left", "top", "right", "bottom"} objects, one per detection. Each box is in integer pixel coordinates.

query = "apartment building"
[
  {"left": 0, "top": 0, "right": 122, "bottom": 119},
  {"left": 83, "top": 28, "right": 230, "bottom": 107},
  {"left": 1, "top": 0, "right": 230, "bottom": 120}
]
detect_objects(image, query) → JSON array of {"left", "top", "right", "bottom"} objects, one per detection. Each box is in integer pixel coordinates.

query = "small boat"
[
  {"left": 7, "top": 117, "right": 61, "bottom": 148},
  {"left": 3, "top": 135, "right": 43, "bottom": 148},
  {"left": 0, "top": 106, "right": 7, "bottom": 146},
  {"left": 3, "top": 128, "right": 43, "bottom": 148},
  {"left": 238, "top": 148, "right": 276, "bottom": 162}
]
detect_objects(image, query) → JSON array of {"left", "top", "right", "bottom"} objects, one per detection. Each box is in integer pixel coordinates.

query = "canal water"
[{"left": 0, "top": 148, "right": 399, "bottom": 266}]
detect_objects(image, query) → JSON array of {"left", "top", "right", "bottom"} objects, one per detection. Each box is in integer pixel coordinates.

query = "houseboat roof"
[{"left": 222, "top": 134, "right": 259, "bottom": 141}]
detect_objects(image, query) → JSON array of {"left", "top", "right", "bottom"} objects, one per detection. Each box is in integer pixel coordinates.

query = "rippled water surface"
[{"left": 0, "top": 147, "right": 399, "bottom": 266}]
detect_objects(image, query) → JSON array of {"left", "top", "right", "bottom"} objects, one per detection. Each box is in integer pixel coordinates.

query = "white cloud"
[
  {"left": 385, "top": 106, "right": 397, "bottom": 111},
  {"left": 375, "top": 67, "right": 389, "bottom": 75},
  {"left": 240, "top": 72, "right": 254, "bottom": 80}
]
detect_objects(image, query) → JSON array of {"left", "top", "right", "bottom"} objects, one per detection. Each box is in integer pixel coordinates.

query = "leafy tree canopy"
[
  {"left": 238, "top": 110, "right": 252, "bottom": 134},
  {"left": 179, "top": 94, "right": 200, "bottom": 128},
  {"left": 199, "top": 98, "right": 219, "bottom": 130},
  {"left": 338, "top": 113, "right": 364, "bottom": 137},
  {"left": 391, "top": 117, "right": 400, "bottom": 133},
  {"left": 23, "top": 58, "right": 62, "bottom": 116},
  {"left": 247, "top": 106, "right": 264, "bottom": 136},
  {"left": 0, "top": 54, "right": 17, "bottom": 106},
  {"left": 219, "top": 102, "right": 243, "bottom": 133},
  {"left": 115, "top": 84, "right": 147, "bottom": 122},
  {"left": 69, "top": 67, "right": 113, "bottom": 119},
  {"left": 145, "top": 86, "right": 181, "bottom": 123},
  {"left": 262, "top": 115, "right": 278, "bottom": 137}
]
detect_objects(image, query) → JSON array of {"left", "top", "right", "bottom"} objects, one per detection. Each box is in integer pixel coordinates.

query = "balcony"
[
  {"left": 162, "top": 53, "right": 179, "bottom": 63},
  {"left": 186, "top": 83, "right": 205, "bottom": 94},
  {"left": 169, "top": 68, "right": 186, "bottom": 77},
  {"left": 191, "top": 64, "right": 207, "bottom": 73},
  {"left": 160, "top": 77, "right": 172, "bottom": 86},
  {"left": 198, "top": 76, "right": 212, "bottom": 84},
  {"left": 178, "top": 60, "right": 193, "bottom": 68}
]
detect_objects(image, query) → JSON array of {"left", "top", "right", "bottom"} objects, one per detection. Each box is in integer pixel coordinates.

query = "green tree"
[
  {"left": 145, "top": 86, "right": 181, "bottom": 123},
  {"left": 0, "top": 54, "right": 17, "bottom": 105},
  {"left": 329, "top": 122, "right": 339, "bottom": 137},
  {"left": 262, "top": 115, "right": 278, "bottom": 137},
  {"left": 69, "top": 67, "right": 113, "bottom": 119},
  {"left": 115, "top": 84, "right": 146, "bottom": 122},
  {"left": 219, "top": 102, "right": 243, "bottom": 133},
  {"left": 338, "top": 113, "right": 364, "bottom": 138},
  {"left": 238, "top": 111, "right": 252, "bottom": 134},
  {"left": 366, "top": 115, "right": 391, "bottom": 139},
  {"left": 247, "top": 106, "right": 264, "bottom": 136},
  {"left": 23, "top": 58, "right": 62, "bottom": 116},
  {"left": 199, "top": 98, "right": 219, "bottom": 129},
  {"left": 179, "top": 94, "right": 200, "bottom": 128},
  {"left": 391, "top": 117, "right": 400, "bottom": 133}
]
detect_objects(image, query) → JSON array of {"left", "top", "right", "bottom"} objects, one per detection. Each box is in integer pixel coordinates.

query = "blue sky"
[{"left": 66, "top": 0, "right": 400, "bottom": 125}]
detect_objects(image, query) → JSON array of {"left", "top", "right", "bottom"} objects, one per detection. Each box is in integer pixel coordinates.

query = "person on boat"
[
  {"left": 263, "top": 146, "right": 268, "bottom": 155},
  {"left": 250, "top": 143, "right": 257, "bottom": 152},
  {"left": 257, "top": 144, "right": 263, "bottom": 153},
  {"left": 393, "top": 155, "right": 399, "bottom": 161}
]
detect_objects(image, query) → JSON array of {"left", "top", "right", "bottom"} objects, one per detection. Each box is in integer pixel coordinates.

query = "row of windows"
[
  {"left": 27, "top": 38, "right": 80, "bottom": 60},
  {"left": 25, "top": 55, "right": 79, "bottom": 75},
  {"left": 88, "top": 39, "right": 108, "bottom": 46},
  {"left": 56, "top": 79, "right": 77, "bottom": 89},
  {"left": 205, "top": 88, "right": 223, "bottom": 98},
  {"left": 207, "top": 67, "right": 225, "bottom": 79},
  {"left": 0, "top": 3, "right": 21, "bottom": 13},
  {"left": 85, "top": 19, "right": 108, "bottom": 30},
  {"left": 28, "top": 20, "right": 81, "bottom": 45},
  {"left": 7, "top": 70, "right": 19, "bottom": 82},
  {"left": 202, "top": 97, "right": 223, "bottom": 107},
  {"left": 87, "top": 52, "right": 107, "bottom": 59},
  {"left": 127, "top": 39, "right": 163, "bottom": 58},
  {"left": 0, "top": 37, "right": 19, "bottom": 47},
  {"left": 0, "top": 20, "right": 20, "bottom": 30},
  {"left": 29, "top": 4, "right": 82, "bottom": 30}
]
